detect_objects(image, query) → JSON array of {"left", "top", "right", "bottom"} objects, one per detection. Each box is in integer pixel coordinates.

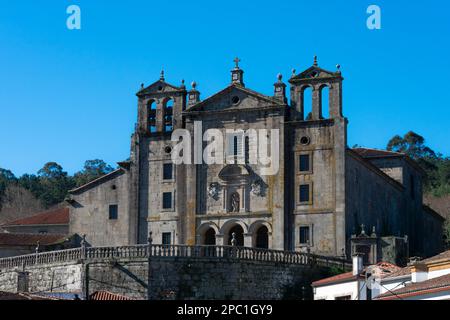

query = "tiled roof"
[
  {"left": 352, "top": 148, "right": 405, "bottom": 158},
  {"left": 421, "top": 249, "right": 450, "bottom": 264},
  {"left": 312, "top": 272, "right": 357, "bottom": 287},
  {"left": 2, "top": 208, "right": 69, "bottom": 227},
  {"left": 0, "top": 233, "right": 68, "bottom": 246},
  {"left": 313, "top": 262, "right": 401, "bottom": 287},
  {"left": 382, "top": 266, "right": 412, "bottom": 280},
  {"left": 90, "top": 291, "right": 132, "bottom": 301},
  {"left": 376, "top": 273, "right": 450, "bottom": 300}
]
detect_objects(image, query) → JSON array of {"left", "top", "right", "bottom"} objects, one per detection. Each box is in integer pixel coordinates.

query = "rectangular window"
[
  {"left": 299, "top": 155, "right": 310, "bottom": 172},
  {"left": 410, "top": 175, "right": 415, "bottom": 200},
  {"left": 109, "top": 205, "right": 118, "bottom": 220},
  {"left": 226, "top": 133, "right": 243, "bottom": 158},
  {"left": 299, "top": 184, "right": 310, "bottom": 203},
  {"left": 299, "top": 226, "right": 310, "bottom": 245},
  {"left": 163, "top": 163, "right": 173, "bottom": 180},
  {"left": 162, "top": 232, "right": 172, "bottom": 245},
  {"left": 162, "top": 192, "right": 173, "bottom": 209}
]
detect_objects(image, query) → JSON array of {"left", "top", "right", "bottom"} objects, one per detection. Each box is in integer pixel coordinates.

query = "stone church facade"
[{"left": 67, "top": 59, "right": 444, "bottom": 261}]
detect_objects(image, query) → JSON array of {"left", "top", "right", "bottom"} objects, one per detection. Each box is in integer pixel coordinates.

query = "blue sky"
[{"left": 0, "top": 0, "right": 449, "bottom": 176}]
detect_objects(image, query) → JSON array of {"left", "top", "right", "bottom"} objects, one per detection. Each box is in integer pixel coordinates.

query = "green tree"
[
  {"left": 74, "top": 159, "right": 114, "bottom": 187},
  {"left": 0, "top": 168, "right": 17, "bottom": 209},
  {"left": 35, "top": 162, "right": 75, "bottom": 207},
  {"left": 387, "top": 131, "right": 450, "bottom": 196}
]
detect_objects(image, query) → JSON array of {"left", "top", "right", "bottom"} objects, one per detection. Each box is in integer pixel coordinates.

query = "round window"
[
  {"left": 164, "top": 146, "right": 172, "bottom": 154},
  {"left": 300, "top": 136, "right": 311, "bottom": 145},
  {"left": 231, "top": 96, "right": 240, "bottom": 105}
]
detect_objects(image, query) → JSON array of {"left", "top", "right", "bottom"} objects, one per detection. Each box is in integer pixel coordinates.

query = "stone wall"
[
  {"left": 0, "top": 256, "right": 335, "bottom": 300},
  {"left": 84, "top": 257, "right": 331, "bottom": 300}
]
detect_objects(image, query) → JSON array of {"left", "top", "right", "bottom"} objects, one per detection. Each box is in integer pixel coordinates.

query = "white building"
[{"left": 313, "top": 250, "right": 450, "bottom": 301}]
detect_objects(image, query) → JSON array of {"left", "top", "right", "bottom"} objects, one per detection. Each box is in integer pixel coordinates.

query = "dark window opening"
[
  {"left": 109, "top": 205, "right": 118, "bottom": 220},
  {"left": 163, "top": 163, "right": 173, "bottom": 180},
  {"left": 299, "top": 184, "right": 310, "bottom": 203},
  {"left": 256, "top": 226, "right": 269, "bottom": 249},
  {"left": 299, "top": 226, "right": 310, "bottom": 245},
  {"left": 162, "top": 192, "right": 173, "bottom": 209},
  {"left": 162, "top": 232, "right": 172, "bottom": 245},
  {"left": 299, "top": 155, "right": 310, "bottom": 172},
  {"left": 233, "top": 136, "right": 238, "bottom": 156}
]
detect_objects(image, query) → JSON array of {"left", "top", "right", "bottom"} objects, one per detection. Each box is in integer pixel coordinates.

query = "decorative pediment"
[
  {"left": 290, "top": 66, "right": 341, "bottom": 82},
  {"left": 136, "top": 80, "right": 185, "bottom": 97},
  {"left": 184, "top": 84, "right": 285, "bottom": 113}
]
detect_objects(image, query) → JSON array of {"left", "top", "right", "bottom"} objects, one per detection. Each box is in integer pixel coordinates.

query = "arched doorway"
[
  {"left": 204, "top": 228, "right": 216, "bottom": 245},
  {"left": 255, "top": 226, "right": 269, "bottom": 249},
  {"left": 228, "top": 225, "right": 244, "bottom": 246}
]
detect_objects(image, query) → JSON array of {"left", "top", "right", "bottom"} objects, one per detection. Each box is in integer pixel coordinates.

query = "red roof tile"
[
  {"left": 312, "top": 272, "right": 357, "bottom": 287},
  {"left": 313, "top": 262, "right": 402, "bottom": 287},
  {"left": 377, "top": 273, "right": 450, "bottom": 300},
  {"left": 90, "top": 291, "right": 132, "bottom": 301},
  {"left": 2, "top": 208, "right": 69, "bottom": 227},
  {"left": 0, "top": 233, "right": 68, "bottom": 246}
]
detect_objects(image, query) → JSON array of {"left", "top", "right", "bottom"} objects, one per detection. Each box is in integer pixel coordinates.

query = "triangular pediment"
[
  {"left": 137, "top": 80, "right": 184, "bottom": 97},
  {"left": 185, "top": 84, "right": 284, "bottom": 113},
  {"left": 290, "top": 66, "right": 340, "bottom": 82}
]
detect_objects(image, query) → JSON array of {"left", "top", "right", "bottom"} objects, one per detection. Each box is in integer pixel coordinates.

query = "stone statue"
[{"left": 230, "top": 192, "right": 240, "bottom": 213}]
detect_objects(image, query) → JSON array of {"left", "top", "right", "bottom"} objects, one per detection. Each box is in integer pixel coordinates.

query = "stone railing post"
[
  {"left": 80, "top": 234, "right": 87, "bottom": 261},
  {"left": 306, "top": 246, "right": 311, "bottom": 265},
  {"left": 35, "top": 241, "right": 40, "bottom": 264},
  {"left": 147, "top": 232, "right": 153, "bottom": 257}
]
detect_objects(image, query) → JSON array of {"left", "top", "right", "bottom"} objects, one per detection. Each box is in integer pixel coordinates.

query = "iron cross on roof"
[{"left": 233, "top": 57, "right": 241, "bottom": 69}]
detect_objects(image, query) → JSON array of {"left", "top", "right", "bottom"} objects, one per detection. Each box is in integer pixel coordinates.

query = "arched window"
[
  {"left": 148, "top": 100, "right": 157, "bottom": 133},
  {"left": 164, "top": 99, "right": 174, "bottom": 132},
  {"left": 204, "top": 228, "right": 216, "bottom": 245},
  {"left": 255, "top": 226, "right": 269, "bottom": 249},
  {"left": 320, "top": 85, "right": 330, "bottom": 119},
  {"left": 302, "top": 87, "right": 313, "bottom": 120}
]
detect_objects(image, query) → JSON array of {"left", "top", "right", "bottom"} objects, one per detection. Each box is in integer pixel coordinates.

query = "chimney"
[{"left": 352, "top": 254, "right": 364, "bottom": 276}]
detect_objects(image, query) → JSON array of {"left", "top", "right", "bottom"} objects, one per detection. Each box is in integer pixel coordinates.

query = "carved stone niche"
[{"left": 218, "top": 164, "right": 251, "bottom": 213}]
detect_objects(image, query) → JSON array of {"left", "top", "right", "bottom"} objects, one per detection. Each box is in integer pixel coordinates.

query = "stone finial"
[
  {"left": 140, "top": 83, "right": 144, "bottom": 90},
  {"left": 277, "top": 73, "right": 283, "bottom": 82},
  {"left": 371, "top": 226, "right": 377, "bottom": 237},
  {"left": 291, "top": 69, "right": 296, "bottom": 77},
  {"left": 160, "top": 69, "right": 165, "bottom": 81},
  {"left": 313, "top": 56, "right": 318, "bottom": 67},
  {"left": 336, "top": 64, "right": 341, "bottom": 72},
  {"left": 191, "top": 81, "right": 197, "bottom": 90},
  {"left": 231, "top": 232, "right": 237, "bottom": 247},
  {"left": 35, "top": 241, "right": 40, "bottom": 254},
  {"left": 231, "top": 58, "right": 245, "bottom": 86},
  {"left": 180, "top": 79, "right": 186, "bottom": 89},
  {"left": 360, "top": 224, "right": 366, "bottom": 236},
  {"left": 81, "top": 234, "right": 87, "bottom": 248}
]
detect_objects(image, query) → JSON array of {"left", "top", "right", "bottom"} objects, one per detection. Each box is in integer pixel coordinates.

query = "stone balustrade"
[{"left": 0, "top": 244, "right": 351, "bottom": 271}]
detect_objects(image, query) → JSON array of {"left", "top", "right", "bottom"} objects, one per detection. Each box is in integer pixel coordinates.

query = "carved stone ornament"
[
  {"left": 251, "top": 179, "right": 264, "bottom": 196},
  {"left": 207, "top": 183, "right": 221, "bottom": 200}
]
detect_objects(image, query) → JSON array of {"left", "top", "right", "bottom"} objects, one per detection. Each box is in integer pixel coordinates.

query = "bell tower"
[
  {"left": 286, "top": 57, "right": 347, "bottom": 257},
  {"left": 136, "top": 70, "right": 187, "bottom": 135},
  {"left": 289, "top": 57, "right": 343, "bottom": 121}
]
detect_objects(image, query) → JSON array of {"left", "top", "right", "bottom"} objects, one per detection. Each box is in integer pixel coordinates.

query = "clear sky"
[{"left": 0, "top": 0, "right": 449, "bottom": 176}]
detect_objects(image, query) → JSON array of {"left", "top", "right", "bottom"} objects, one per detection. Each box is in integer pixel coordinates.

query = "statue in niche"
[{"left": 230, "top": 192, "right": 240, "bottom": 213}]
